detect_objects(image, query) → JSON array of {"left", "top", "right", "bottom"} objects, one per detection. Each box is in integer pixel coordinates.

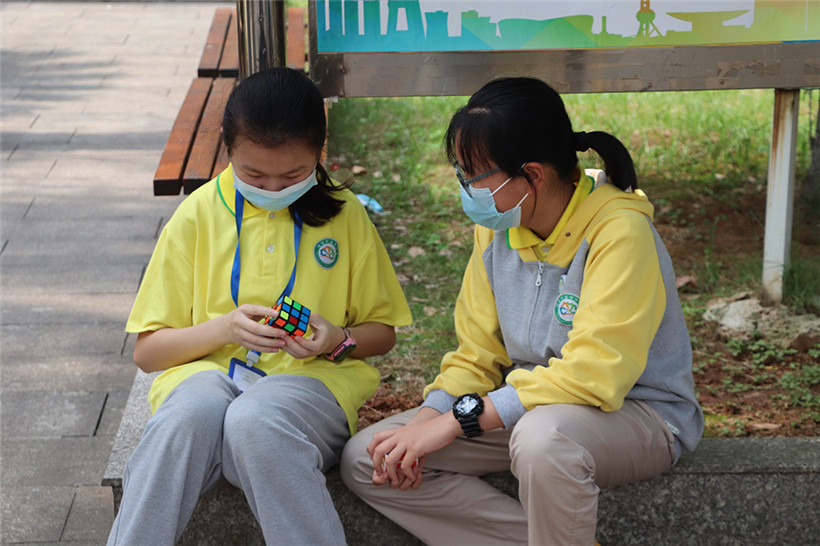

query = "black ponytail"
[{"left": 579, "top": 131, "right": 637, "bottom": 191}]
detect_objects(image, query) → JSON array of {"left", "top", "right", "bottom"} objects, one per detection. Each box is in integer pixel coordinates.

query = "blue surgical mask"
[
  {"left": 233, "top": 166, "right": 318, "bottom": 211},
  {"left": 460, "top": 175, "right": 528, "bottom": 230}
]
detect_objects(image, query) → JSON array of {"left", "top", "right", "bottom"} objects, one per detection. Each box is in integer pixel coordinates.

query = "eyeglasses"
[{"left": 452, "top": 161, "right": 500, "bottom": 196}]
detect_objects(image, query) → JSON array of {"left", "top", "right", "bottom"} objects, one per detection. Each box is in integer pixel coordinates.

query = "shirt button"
[
  {"left": 266, "top": 245, "right": 275, "bottom": 253},
  {"left": 268, "top": 212, "right": 276, "bottom": 219}
]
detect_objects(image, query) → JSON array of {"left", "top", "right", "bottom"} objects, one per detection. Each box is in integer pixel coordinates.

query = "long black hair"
[
  {"left": 445, "top": 77, "right": 637, "bottom": 191},
  {"left": 222, "top": 67, "right": 348, "bottom": 226}
]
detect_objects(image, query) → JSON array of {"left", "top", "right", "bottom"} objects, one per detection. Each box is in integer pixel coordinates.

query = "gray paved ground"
[{"left": 1, "top": 2, "right": 230, "bottom": 543}]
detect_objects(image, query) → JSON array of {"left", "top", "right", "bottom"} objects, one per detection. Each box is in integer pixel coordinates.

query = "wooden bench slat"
[
  {"left": 153, "top": 77, "right": 214, "bottom": 195},
  {"left": 287, "top": 6, "right": 307, "bottom": 70},
  {"left": 219, "top": 14, "right": 240, "bottom": 78},
  {"left": 183, "top": 77, "right": 236, "bottom": 194},
  {"left": 198, "top": 7, "right": 233, "bottom": 78}
]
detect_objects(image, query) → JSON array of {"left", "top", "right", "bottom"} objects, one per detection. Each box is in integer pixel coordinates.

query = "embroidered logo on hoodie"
[{"left": 554, "top": 294, "right": 579, "bottom": 325}]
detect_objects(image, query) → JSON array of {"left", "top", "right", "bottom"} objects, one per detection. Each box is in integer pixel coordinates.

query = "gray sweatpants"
[{"left": 107, "top": 370, "right": 350, "bottom": 545}]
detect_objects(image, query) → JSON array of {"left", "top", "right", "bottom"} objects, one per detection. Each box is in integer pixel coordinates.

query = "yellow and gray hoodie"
[{"left": 423, "top": 169, "right": 703, "bottom": 461}]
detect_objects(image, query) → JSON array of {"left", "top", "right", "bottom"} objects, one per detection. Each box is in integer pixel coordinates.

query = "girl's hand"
[
  {"left": 229, "top": 306, "right": 342, "bottom": 360},
  {"left": 225, "top": 304, "right": 290, "bottom": 354},
  {"left": 133, "top": 304, "right": 349, "bottom": 373},
  {"left": 367, "top": 409, "right": 462, "bottom": 491},
  {"left": 283, "top": 311, "right": 345, "bottom": 360}
]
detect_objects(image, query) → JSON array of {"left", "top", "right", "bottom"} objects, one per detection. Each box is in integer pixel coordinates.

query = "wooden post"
[{"left": 763, "top": 89, "right": 800, "bottom": 303}]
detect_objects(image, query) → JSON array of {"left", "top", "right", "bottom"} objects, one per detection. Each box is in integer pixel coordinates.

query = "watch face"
[{"left": 456, "top": 397, "right": 478, "bottom": 414}]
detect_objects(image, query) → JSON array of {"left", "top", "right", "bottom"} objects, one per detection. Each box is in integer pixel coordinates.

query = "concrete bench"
[{"left": 103, "top": 370, "right": 820, "bottom": 544}]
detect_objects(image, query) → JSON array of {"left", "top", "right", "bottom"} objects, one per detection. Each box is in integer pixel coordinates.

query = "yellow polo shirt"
[{"left": 127, "top": 167, "right": 412, "bottom": 433}]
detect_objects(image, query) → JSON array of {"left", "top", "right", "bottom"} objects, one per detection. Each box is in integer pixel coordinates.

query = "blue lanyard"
[{"left": 230, "top": 188, "right": 302, "bottom": 307}]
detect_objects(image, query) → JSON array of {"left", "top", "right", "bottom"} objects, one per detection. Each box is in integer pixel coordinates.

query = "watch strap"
[
  {"left": 457, "top": 416, "right": 483, "bottom": 438},
  {"left": 327, "top": 327, "right": 355, "bottom": 362}
]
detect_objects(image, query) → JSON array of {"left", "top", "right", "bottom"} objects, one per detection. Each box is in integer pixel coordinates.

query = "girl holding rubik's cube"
[{"left": 108, "top": 68, "right": 411, "bottom": 546}]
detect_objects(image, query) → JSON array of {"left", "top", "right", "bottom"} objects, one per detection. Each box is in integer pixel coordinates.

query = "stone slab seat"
[{"left": 103, "top": 371, "right": 820, "bottom": 545}]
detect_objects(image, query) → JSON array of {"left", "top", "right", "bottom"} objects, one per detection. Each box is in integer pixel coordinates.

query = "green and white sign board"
[{"left": 316, "top": 1, "right": 819, "bottom": 53}]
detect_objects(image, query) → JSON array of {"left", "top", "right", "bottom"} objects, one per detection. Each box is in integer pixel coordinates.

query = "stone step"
[{"left": 103, "top": 371, "right": 820, "bottom": 545}]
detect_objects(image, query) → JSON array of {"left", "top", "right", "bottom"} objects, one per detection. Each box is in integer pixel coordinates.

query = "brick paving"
[{"left": 1, "top": 2, "right": 229, "bottom": 543}]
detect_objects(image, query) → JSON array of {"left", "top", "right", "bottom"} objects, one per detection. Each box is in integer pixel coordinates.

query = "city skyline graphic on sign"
[{"left": 316, "top": 0, "right": 820, "bottom": 53}]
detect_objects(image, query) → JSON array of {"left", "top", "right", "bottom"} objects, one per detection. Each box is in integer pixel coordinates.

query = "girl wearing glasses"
[{"left": 342, "top": 77, "right": 703, "bottom": 545}]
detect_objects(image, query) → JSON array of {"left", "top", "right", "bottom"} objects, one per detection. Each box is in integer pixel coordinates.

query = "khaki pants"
[{"left": 341, "top": 400, "right": 675, "bottom": 546}]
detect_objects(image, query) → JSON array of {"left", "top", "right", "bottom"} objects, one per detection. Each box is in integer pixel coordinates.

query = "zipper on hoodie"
[
  {"left": 535, "top": 261, "right": 544, "bottom": 287},
  {"left": 526, "top": 260, "right": 546, "bottom": 357}
]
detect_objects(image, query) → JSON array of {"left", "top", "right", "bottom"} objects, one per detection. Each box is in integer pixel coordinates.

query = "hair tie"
[{"left": 575, "top": 131, "right": 590, "bottom": 152}]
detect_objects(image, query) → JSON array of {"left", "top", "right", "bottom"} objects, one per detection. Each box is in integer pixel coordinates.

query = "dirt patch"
[
  {"left": 691, "top": 321, "right": 820, "bottom": 437},
  {"left": 358, "top": 382, "right": 423, "bottom": 431}
]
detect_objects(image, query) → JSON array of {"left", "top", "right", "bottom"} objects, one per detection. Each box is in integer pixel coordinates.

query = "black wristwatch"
[{"left": 453, "top": 393, "right": 484, "bottom": 438}]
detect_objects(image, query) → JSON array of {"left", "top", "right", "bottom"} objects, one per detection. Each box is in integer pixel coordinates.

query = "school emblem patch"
[
  {"left": 314, "top": 238, "right": 339, "bottom": 269},
  {"left": 554, "top": 294, "right": 579, "bottom": 325}
]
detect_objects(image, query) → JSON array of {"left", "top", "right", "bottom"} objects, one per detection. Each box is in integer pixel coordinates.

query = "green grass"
[
  {"left": 784, "top": 252, "right": 820, "bottom": 313},
  {"left": 565, "top": 90, "right": 784, "bottom": 191},
  {"left": 330, "top": 89, "right": 817, "bottom": 193},
  {"left": 326, "top": 89, "right": 820, "bottom": 387}
]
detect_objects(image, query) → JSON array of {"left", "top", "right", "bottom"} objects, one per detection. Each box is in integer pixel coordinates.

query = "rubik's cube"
[{"left": 265, "top": 296, "right": 311, "bottom": 337}]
